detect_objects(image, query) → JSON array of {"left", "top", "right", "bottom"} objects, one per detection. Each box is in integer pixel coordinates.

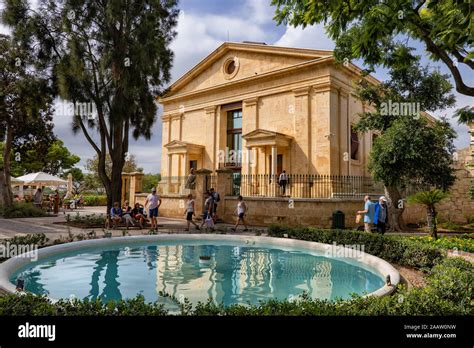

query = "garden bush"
[
  {"left": 408, "top": 234, "right": 474, "bottom": 253},
  {"left": 66, "top": 213, "right": 105, "bottom": 227},
  {"left": 0, "top": 257, "right": 471, "bottom": 316},
  {"left": 0, "top": 203, "right": 48, "bottom": 218},
  {"left": 82, "top": 195, "right": 107, "bottom": 206},
  {"left": 267, "top": 225, "right": 445, "bottom": 270}
]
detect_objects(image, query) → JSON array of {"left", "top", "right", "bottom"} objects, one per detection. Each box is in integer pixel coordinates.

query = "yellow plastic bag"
[{"left": 355, "top": 214, "right": 362, "bottom": 224}]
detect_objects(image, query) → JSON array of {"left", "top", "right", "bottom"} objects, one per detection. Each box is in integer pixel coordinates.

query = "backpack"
[{"left": 213, "top": 192, "right": 220, "bottom": 202}]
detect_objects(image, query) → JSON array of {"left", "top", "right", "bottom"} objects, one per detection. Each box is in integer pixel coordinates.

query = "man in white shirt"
[
  {"left": 145, "top": 188, "right": 161, "bottom": 232},
  {"left": 278, "top": 170, "right": 288, "bottom": 196}
]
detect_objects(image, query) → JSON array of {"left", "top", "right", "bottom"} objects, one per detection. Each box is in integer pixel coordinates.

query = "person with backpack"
[
  {"left": 209, "top": 187, "right": 220, "bottom": 221},
  {"left": 374, "top": 196, "right": 388, "bottom": 234},
  {"left": 200, "top": 191, "right": 215, "bottom": 231}
]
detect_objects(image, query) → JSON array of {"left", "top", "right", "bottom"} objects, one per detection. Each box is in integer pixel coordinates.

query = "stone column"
[
  {"left": 183, "top": 153, "right": 190, "bottom": 176},
  {"left": 293, "top": 87, "right": 311, "bottom": 174},
  {"left": 205, "top": 106, "right": 217, "bottom": 171},
  {"left": 129, "top": 172, "right": 144, "bottom": 206},
  {"left": 215, "top": 168, "right": 233, "bottom": 220},
  {"left": 271, "top": 145, "right": 278, "bottom": 196}
]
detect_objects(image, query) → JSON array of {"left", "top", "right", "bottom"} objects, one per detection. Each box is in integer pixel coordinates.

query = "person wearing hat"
[
  {"left": 374, "top": 196, "right": 388, "bottom": 234},
  {"left": 145, "top": 188, "right": 161, "bottom": 232}
]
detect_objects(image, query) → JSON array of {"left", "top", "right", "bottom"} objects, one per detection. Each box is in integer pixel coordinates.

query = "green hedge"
[
  {"left": 0, "top": 203, "right": 48, "bottom": 218},
  {"left": 0, "top": 257, "right": 471, "bottom": 316},
  {"left": 267, "top": 225, "right": 446, "bottom": 270},
  {"left": 82, "top": 195, "right": 107, "bottom": 206}
]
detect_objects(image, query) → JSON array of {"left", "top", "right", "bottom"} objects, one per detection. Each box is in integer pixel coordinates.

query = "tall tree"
[
  {"left": 353, "top": 50, "right": 456, "bottom": 230},
  {"left": 273, "top": 0, "right": 473, "bottom": 96},
  {"left": 2, "top": 0, "right": 179, "bottom": 210},
  {"left": 2, "top": 139, "right": 80, "bottom": 177},
  {"left": 0, "top": 34, "right": 54, "bottom": 206}
]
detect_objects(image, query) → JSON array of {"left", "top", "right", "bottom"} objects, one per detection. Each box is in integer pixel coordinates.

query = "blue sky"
[{"left": 1, "top": 0, "right": 472, "bottom": 173}]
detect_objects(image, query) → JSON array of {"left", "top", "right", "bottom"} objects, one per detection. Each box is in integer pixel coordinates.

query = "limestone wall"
[{"left": 135, "top": 194, "right": 186, "bottom": 219}]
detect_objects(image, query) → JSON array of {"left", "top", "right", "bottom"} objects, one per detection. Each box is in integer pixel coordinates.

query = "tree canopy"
[
  {"left": 272, "top": 0, "right": 473, "bottom": 96},
  {"left": 2, "top": 0, "right": 179, "bottom": 208}
]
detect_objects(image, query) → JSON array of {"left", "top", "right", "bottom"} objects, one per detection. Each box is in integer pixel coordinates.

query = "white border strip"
[{"left": 0, "top": 234, "right": 399, "bottom": 299}]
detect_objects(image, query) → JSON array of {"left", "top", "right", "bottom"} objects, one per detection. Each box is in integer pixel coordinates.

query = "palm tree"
[
  {"left": 454, "top": 106, "right": 474, "bottom": 125},
  {"left": 408, "top": 189, "right": 449, "bottom": 240}
]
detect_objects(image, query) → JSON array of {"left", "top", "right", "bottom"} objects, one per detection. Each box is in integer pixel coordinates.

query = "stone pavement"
[{"left": 0, "top": 206, "right": 263, "bottom": 240}]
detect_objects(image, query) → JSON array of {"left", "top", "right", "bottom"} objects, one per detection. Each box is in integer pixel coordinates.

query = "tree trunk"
[
  {"left": 0, "top": 123, "right": 14, "bottom": 207},
  {"left": 384, "top": 185, "right": 405, "bottom": 232},
  {"left": 427, "top": 205, "right": 438, "bottom": 240}
]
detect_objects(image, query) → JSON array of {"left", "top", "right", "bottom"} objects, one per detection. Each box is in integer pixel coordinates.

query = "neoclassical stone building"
[{"left": 160, "top": 41, "right": 380, "bottom": 179}]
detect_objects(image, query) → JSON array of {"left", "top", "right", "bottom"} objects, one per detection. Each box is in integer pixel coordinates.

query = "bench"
[{"left": 104, "top": 214, "right": 151, "bottom": 230}]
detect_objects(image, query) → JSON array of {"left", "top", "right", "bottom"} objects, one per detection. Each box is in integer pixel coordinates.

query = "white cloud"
[{"left": 273, "top": 23, "right": 335, "bottom": 50}]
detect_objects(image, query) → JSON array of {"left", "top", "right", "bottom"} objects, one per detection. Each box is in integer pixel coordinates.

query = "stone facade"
[{"left": 159, "top": 42, "right": 380, "bottom": 178}]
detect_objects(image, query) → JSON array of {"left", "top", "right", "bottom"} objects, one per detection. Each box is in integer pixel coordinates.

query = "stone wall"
[
  {"left": 404, "top": 147, "right": 474, "bottom": 225},
  {"left": 135, "top": 193, "right": 186, "bottom": 219}
]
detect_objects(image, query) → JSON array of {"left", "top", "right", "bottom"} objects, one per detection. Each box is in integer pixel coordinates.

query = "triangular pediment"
[
  {"left": 166, "top": 42, "right": 333, "bottom": 97},
  {"left": 243, "top": 129, "right": 292, "bottom": 139},
  {"left": 243, "top": 129, "right": 293, "bottom": 147}
]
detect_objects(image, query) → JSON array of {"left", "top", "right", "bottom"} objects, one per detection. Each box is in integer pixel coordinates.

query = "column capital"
[
  {"left": 293, "top": 86, "right": 311, "bottom": 97},
  {"left": 243, "top": 97, "right": 259, "bottom": 107},
  {"left": 204, "top": 105, "right": 217, "bottom": 115}
]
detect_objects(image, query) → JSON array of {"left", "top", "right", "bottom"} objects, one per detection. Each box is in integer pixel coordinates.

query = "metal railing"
[{"left": 233, "top": 174, "right": 386, "bottom": 199}]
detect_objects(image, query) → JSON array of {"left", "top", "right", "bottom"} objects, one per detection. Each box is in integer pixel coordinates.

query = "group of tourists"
[
  {"left": 109, "top": 186, "right": 249, "bottom": 232},
  {"left": 357, "top": 195, "right": 388, "bottom": 234},
  {"left": 183, "top": 187, "right": 248, "bottom": 232}
]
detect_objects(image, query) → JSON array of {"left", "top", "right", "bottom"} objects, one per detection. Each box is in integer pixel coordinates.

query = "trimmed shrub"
[
  {"left": 0, "top": 203, "right": 48, "bottom": 218},
  {"left": 267, "top": 225, "right": 445, "bottom": 270},
  {"left": 82, "top": 195, "right": 107, "bottom": 206}
]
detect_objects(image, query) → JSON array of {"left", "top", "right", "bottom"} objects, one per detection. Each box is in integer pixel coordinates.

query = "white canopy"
[
  {"left": 16, "top": 172, "right": 67, "bottom": 186},
  {"left": 10, "top": 176, "right": 23, "bottom": 183}
]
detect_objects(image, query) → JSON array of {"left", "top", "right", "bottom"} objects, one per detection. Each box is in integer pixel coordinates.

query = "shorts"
[
  {"left": 186, "top": 212, "right": 193, "bottom": 221},
  {"left": 202, "top": 211, "right": 210, "bottom": 220},
  {"left": 149, "top": 207, "right": 158, "bottom": 217},
  {"left": 238, "top": 212, "right": 244, "bottom": 219}
]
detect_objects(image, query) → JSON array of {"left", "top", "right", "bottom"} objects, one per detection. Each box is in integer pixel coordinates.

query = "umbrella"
[
  {"left": 16, "top": 172, "right": 67, "bottom": 186},
  {"left": 10, "top": 177, "right": 23, "bottom": 184}
]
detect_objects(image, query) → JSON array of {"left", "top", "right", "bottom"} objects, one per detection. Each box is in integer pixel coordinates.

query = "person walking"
[
  {"left": 209, "top": 187, "right": 220, "bottom": 221},
  {"left": 183, "top": 194, "right": 200, "bottom": 231},
  {"left": 53, "top": 190, "right": 60, "bottom": 215},
  {"left": 357, "top": 195, "right": 375, "bottom": 232},
  {"left": 145, "top": 188, "right": 161, "bottom": 232},
  {"left": 200, "top": 191, "right": 215, "bottom": 230},
  {"left": 278, "top": 170, "right": 288, "bottom": 196},
  {"left": 374, "top": 196, "right": 388, "bottom": 234},
  {"left": 33, "top": 188, "right": 43, "bottom": 209},
  {"left": 232, "top": 195, "right": 249, "bottom": 232}
]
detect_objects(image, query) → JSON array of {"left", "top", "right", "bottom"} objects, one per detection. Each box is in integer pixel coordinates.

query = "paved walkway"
[{"left": 0, "top": 206, "right": 262, "bottom": 240}]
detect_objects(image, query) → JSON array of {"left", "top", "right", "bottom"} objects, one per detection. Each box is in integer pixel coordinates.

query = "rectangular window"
[
  {"left": 351, "top": 127, "right": 360, "bottom": 160},
  {"left": 227, "top": 110, "right": 242, "bottom": 153},
  {"left": 225, "top": 110, "right": 242, "bottom": 167}
]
